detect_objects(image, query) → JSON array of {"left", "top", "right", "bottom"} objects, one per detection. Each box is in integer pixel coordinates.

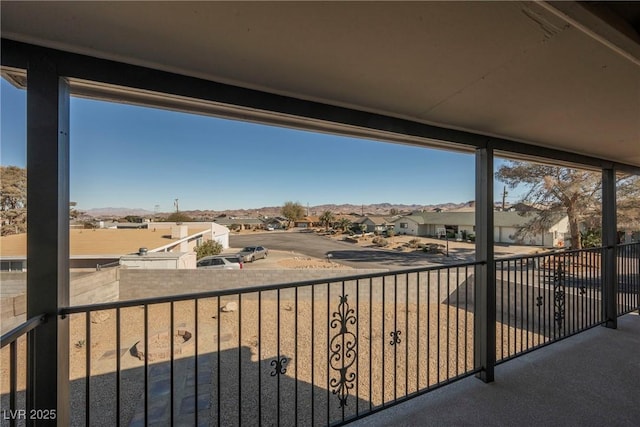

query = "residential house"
[
  {"left": 352, "top": 216, "right": 395, "bottom": 233},
  {"left": 0, "top": 222, "right": 230, "bottom": 271},
  {"left": 294, "top": 216, "right": 321, "bottom": 228},
  {"left": 393, "top": 211, "right": 569, "bottom": 247},
  {"left": 213, "top": 216, "right": 265, "bottom": 231}
]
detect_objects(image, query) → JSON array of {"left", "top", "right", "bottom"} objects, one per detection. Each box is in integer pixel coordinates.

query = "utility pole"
[{"left": 501, "top": 186, "right": 508, "bottom": 211}]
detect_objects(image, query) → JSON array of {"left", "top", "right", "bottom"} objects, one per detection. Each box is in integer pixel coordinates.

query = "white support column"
[{"left": 26, "top": 55, "right": 70, "bottom": 424}]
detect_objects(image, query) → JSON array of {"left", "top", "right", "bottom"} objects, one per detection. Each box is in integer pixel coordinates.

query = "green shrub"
[
  {"left": 581, "top": 229, "right": 601, "bottom": 248},
  {"left": 195, "top": 240, "right": 223, "bottom": 259}
]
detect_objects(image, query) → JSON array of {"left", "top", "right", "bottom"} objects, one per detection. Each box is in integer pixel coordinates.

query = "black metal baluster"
[
  {"left": 455, "top": 267, "right": 459, "bottom": 375},
  {"left": 277, "top": 289, "right": 281, "bottom": 426},
  {"left": 465, "top": 265, "right": 469, "bottom": 372},
  {"left": 570, "top": 254, "right": 574, "bottom": 333},
  {"left": 217, "top": 297, "right": 221, "bottom": 427},
  {"left": 311, "top": 285, "right": 315, "bottom": 425},
  {"left": 520, "top": 258, "right": 524, "bottom": 353},
  {"left": 437, "top": 270, "right": 440, "bottom": 384},
  {"left": 416, "top": 272, "right": 420, "bottom": 391},
  {"left": 574, "top": 253, "right": 578, "bottom": 333},
  {"left": 258, "top": 292, "right": 262, "bottom": 426},
  {"left": 86, "top": 311, "right": 91, "bottom": 426},
  {"left": 548, "top": 255, "right": 557, "bottom": 341},
  {"left": 327, "top": 283, "right": 330, "bottom": 425},
  {"left": 523, "top": 258, "right": 528, "bottom": 351},
  {"left": 116, "top": 308, "right": 121, "bottom": 427},
  {"left": 506, "top": 261, "right": 511, "bottom": 357},
  {"left": 10, "top": 340, "right": 17, "bottom": 427},
  {"left": 394, "top": 274, "right": 398, "bottom": 401},
  {"left": 356, "top": 280, "right": 360, "bottom": 418},
  {"left": 446, "top": 267, "right": 450, "bottom": 379},
  {"left": 417, "top": 272, "right": 421, "bottom": 391},
  {"left": 369, "top": 277, "right": 373, "bottom": 412},
  {"left": 170, "top": 302, "right": 174, "bottom": 426},
  {"left": 294, "top": 288, "right": 298, "bottom": 426},
  {"left": 342, "top": 281, "right": 346, "bottom": 422},
  {"left": 500, "top": 260, "right": 504, "bottom": 360},
  {"left": 405, "top": 273, "right": 409, "bottom": 397},
  {"left": 195, "top": 299, "right": 199, "bottom": 426},
  {"left": 592, "top": 250, "right": 595, "bottom": 324},
  {"left": 382, "top": 276, "right": 386, "bottom": 404},
  {"left": 144, "top": 305, "right": 148, "bottom": 427},
  {"left": 536, "top": 257, "right": 542, "bottom": 347},
  {"left": 238, "top": 294, "right": 242, "bottom": 426},
  {"left": 632, "top": 243, "right": 640, "bottom": 311},
  {"left": 426, "top": 271, "right": 431, "bottom": 387},
  {"left": 563, "top": 255, "right": 568, "bottom": 335}
]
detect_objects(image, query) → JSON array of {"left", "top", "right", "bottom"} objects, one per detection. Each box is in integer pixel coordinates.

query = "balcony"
[
  {"left": 2, "top": 245, "right": 638, "bottom": 426},
  {"left": 354, "top": 312, "right": 640, "bottom": 426},
  {"left": 1, "top": 3, "right": 639, "bottom": 424}
]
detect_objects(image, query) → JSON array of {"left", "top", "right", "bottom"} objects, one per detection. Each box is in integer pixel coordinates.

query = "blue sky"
[{"left": 1, "top": 79, "right": 518, "bottom": 212}]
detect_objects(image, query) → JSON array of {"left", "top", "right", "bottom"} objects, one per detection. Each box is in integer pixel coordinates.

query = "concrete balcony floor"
[{"left": 352, "top": 312, "right": 640, "bottom": 427}]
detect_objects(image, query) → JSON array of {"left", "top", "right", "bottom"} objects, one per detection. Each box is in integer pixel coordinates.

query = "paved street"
[{"left": 229, "top": 231, "right": 469, "bottom": 270}]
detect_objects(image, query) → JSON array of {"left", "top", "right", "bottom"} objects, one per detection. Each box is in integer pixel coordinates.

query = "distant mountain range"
[
  {"left": 83, "top": 202, "right": 473, "bottom": 219},
  {"left": 84, "top": 207, "right": 155, "bottom": 217}
]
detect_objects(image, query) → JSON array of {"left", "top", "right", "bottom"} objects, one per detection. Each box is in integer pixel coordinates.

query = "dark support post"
[
  {"left": 474, "top": 145, "right": 495, "bottom": 382},
  {"left": 26, "top": 55, "right": 70, "bottom": 424},
  {"left": 602, "top": 167, "right": 617, "bottom": 328}
]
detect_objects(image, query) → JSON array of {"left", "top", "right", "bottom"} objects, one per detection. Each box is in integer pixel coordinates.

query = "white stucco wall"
[
  {"left": 395, "top": 218, "right": 420, "bottom": 236},
  {"left": 120, "top": 252, "right": 196, "bottom": 269}
]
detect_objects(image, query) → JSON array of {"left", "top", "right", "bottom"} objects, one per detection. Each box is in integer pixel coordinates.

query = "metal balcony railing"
[
  {"left": 495, "top": 244, "right": 639, "bottom": 364},
  {"left": 56, "top": 262, "right": 479, "bottom": 426},
  {"left": 0, "top": 314, "right": 47, "bottom": 427},
  {"left": 1, "top": 243, "right": 638, "bottom": 426},
  {"left": 617, "top": 242, "right": 640, "bottom": 316}
]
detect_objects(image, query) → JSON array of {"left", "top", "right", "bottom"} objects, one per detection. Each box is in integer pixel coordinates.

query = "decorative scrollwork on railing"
[
  {"left": 579, "top": 285, "right": 587, "bottom": 296},
  {"left": 270, "top": 357, "right": 288, "bottom": 376},
  {"left": 553, "top": 263, "right": 566, "bottom": 331},
  {"left": 536, "top": 296, "right": 544, "bottom": 307},
  {"left": 329, "top": 295, "right": 357, "bottom": 408},
  {"left": 389, "top": 330, "right": 402, "bottom": 346}
]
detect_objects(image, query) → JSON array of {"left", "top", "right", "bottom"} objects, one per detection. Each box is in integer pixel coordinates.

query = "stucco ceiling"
[{"left": 2, "top": 1, "right": 639, "bottom": 167}]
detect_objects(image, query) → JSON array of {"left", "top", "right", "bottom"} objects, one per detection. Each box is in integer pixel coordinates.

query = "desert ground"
[
  {"left": 2, "top": 283, "right": 545, "bottom": 427},
  {"left": 1, "top": 230, "right": 551, "bottom": 426}
]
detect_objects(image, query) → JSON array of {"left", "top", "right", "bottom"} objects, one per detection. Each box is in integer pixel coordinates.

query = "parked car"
[
  {"left": 237, "top": 245, "right": 268, "bottom": 262},
  {"left": 197, "top": 255, "right": 243, "bottom": 269}
]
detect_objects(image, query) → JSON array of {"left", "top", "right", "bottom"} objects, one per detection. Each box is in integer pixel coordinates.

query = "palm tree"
[
  {"left": 320, "top": 210, "right": 335, "bottom": 231},
  {"left": 336, "top": 217, "right": 352, "bottom": 233}
]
